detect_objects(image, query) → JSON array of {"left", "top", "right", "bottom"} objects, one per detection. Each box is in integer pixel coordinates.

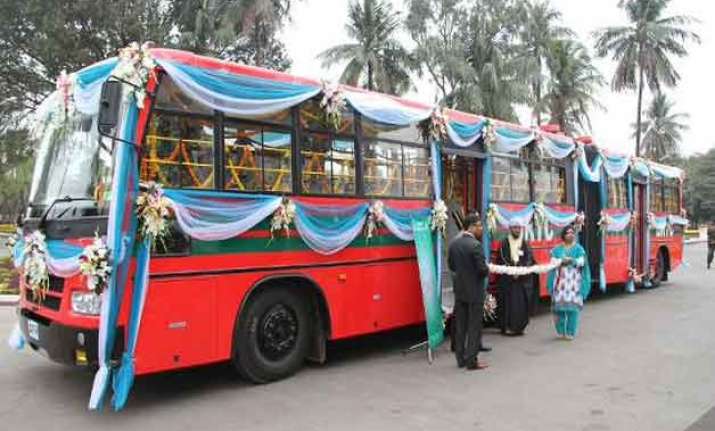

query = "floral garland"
[
  {"left": 597, "top": 210, "right": 614, "bottom": 233},
  {"left": 629, "top": 211, "right": 639, "bottom": 227},
  {"left": 532, "top": 203, "right": 547, "bottom": 232},
  {"left": 56, "top": 69, "right": 75, "bottom": 119},
  {"left": 485, "top": 203, "right": 500, "bottom": 235},
  {"left": 430, "top": 199, "right": 448, "bottom": 235},
  {"left": 112, "top": 41, "right": 157, "bottom": 109},
  {"left": 79, "top": 234, "right": 112, "bottom": 295},
  {"left": 319, "top": 82, "right": 346, "bottom": 130},
  {"left": 418, "top": 107, "right": 448, "bottom": 143},
  {"left": 481, "top": 120, "right": 497, "bottom": 153},
  {"left": 574, "top": 212, "right": 586, "bottom": 231},
  {"left": 483, "top": 292, "right": 498, "bottom": 320},
  {"left": 136, "top": 182, "right": 173, "bottom": 247},
  {"left": 5, "top": 233, "right": 18, "bottom": 255},
  {"left": 270, "top": 197, "right": 296, "bottom": 239},
  {"left": 23, "top": 231, "right": 50, "bottom": 301},
  {"left": 488, "top": 258, "right": 562, "bottom": 276},
  {"left": 628, "top": 267, "right": 644, "bottom": 284},
  {"left": 365, "top": 200, "right": 385, "bottom": 241}
]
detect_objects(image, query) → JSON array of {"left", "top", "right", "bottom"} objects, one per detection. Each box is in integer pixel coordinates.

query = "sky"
[{"left": 282, "top": 0, "right": 714, "bottom": 156}]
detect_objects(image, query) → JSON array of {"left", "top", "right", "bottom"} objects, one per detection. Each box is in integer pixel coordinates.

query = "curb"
[{"left": 0, "top": 295, "right": 19, "bottom": 306}]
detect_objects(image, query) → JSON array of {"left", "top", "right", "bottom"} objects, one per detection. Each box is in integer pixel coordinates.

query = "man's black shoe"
[{"left": 479, "top": 345, "right": 492, "bottom": 352}]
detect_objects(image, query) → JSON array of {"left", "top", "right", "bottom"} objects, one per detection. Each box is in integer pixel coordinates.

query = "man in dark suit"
[{"left": 448, "top": 213, "right": 490, "bottom": 370}]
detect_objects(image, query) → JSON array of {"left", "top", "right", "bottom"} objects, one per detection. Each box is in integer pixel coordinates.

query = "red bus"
[{"left": 14, "top": 48, "right": 684, "bottom": 392}]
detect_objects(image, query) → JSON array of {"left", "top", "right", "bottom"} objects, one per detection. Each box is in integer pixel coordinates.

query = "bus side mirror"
[{"left": 98, "top": 81, "right": 123, "bottom": 136}]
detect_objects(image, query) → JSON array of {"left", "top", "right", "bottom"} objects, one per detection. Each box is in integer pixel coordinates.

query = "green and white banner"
[{"left": 412, "top": 218, "right": 444, "bottom": 350}]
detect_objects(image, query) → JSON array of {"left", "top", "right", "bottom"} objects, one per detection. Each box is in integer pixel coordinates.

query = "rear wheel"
[
  {"left": 650, "top": 250, "right": 666, "bottom": 287},
  {"left": 233, "top": 288, "right": 312, "bottom": 383}
]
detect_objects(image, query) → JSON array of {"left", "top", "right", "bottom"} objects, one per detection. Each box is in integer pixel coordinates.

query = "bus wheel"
[
  {"left": 233, "top": 288, "right": 312, "bottom": 383},
  {"left": 651, "top": 250, "right": 666, "bottom": 287}
]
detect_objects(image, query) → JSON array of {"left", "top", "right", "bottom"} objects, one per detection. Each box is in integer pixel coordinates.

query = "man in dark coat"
[
  {"left": 497, "top": 222, "right": 534, "bottom": 335},
  {"left": 448, "top": 213, "right": 490, "bottom": 370}
]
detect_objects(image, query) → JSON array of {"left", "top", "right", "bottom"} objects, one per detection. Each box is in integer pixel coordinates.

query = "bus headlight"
[{"left": 71, "top": 292, "right": 101, "bottom": 315}]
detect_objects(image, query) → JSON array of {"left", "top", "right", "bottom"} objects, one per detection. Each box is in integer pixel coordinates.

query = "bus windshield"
[{"left": 28, "top": 111, "right": 114, "bottom": 217}]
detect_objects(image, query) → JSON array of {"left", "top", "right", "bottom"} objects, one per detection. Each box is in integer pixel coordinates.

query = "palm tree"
[
  {"left": 318, "top": 0, "right": 414, "bottom": 95},
  {"left": 545, "top": 40, "right": 605, "bottom": 135},
  {"left": 633, "top": 92, "right": 689, "bottom": 162},
  {"left": 465, "top": 0, "right": 529, "bottom": 121},
  {"left": 593, "top": 0, "right": 699, "bottom": 156},
  {"left": 519, "top": 0, "right": 574, "bottom": 125}
]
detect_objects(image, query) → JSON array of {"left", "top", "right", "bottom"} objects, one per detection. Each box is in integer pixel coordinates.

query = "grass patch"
[
  {"left": 0, "top": 224, "right": 16, "bottom": 234},
  {"left": 0, "top": 256, "right": 19, "bottom": 295}
]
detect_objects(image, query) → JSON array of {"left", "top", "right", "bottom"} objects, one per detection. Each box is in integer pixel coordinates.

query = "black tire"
[
  {"left": 651, "top": 250, "right": 666, "bottom": 287},
  {"left": 233, "top": 288, "right": 312, "bottom": 383}
]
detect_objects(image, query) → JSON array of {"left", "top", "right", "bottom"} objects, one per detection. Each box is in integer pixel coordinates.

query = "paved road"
[{"left": 1, "top": 244, "right": 714, "bottom": 431}]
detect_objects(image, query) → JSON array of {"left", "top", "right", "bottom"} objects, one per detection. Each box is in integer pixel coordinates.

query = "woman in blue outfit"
[{"left": 547, "top": 224, "right": 591, "bottom": 340}]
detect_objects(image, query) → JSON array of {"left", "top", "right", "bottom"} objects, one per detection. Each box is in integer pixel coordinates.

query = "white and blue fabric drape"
[
  {"left": 625, "top": 173, "right": 636, "bottom": 293},
  {"left": 294, "top": 202, "right": 369, "bottom": 255},
  {"left": 157, "top": 59, "right": 321, "bottom": 117},
  {"left": 446, "top": 120, "right": 485, "bottom": 148},
  {"left": 90, "top": 103, "right": 140, "bottom": 410}
]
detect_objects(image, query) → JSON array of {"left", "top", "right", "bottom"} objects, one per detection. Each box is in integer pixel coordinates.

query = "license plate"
[{"left": 27, "top": 320, "right": 39, "bottom": 341}]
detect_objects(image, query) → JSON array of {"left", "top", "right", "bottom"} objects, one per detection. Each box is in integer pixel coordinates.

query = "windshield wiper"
[{"left": 38, "top": 196, "right": 95, "bottom": 230}]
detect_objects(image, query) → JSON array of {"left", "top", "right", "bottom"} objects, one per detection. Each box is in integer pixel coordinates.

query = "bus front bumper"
[{"left": 17, "top": 309, "right": 123, "bottom": 367}]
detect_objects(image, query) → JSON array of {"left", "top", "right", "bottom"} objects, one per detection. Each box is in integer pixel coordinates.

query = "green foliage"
[
  {"left": 517, "top": 0, "right": 574, "bottom": 124},
  {"left": 405, "top": 0, "right": 473, "bottom": 108},
  {"left": 0, "top": 256, "right": 19, "bottom": 295},
  {"left": 545, "top": 40, "right": 605, "bottom": 134},
  {"left": 593, "top": 0, "right": 700, "bottom": 154},
  {"left": 680, "top": 149, "right": 715, "bottom": 224},
  {"left": 169, "top": 0, "right": 293, "bottom": 70},
  {"left": 0, "top": 129, "right": 33, "bottom": 222},
  {"left": 633, "top": 92, "right": 689, "bottom": 163},
  {"left": 318, "top": 0, "right": 416, "bottom": 95}
]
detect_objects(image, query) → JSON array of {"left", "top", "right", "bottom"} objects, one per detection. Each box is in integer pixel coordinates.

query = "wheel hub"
[{"left": 257, "top": 304, "right": 298, "bottom": 361}]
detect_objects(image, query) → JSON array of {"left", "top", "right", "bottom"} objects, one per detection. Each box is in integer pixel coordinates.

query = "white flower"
[
  {"left": 430, "top": 199, "right": 448, "bottom": 234},
  {"left": 366, "top": 200, "right": 385, "bottom": 240},
  {"left": 79, "top": 234, "right": 111, "bottom": 294},
  {"left": 270, "top": 198, "right": 296, "bottom": 239}
]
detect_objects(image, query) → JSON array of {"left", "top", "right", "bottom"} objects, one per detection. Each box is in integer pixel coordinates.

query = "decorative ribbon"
[{"left": 488, "top": 258, "right": 562, "bottom": 276}]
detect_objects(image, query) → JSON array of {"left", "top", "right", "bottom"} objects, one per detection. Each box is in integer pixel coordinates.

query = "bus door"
[
  {"left": 578, "top": 179, "right": 602, "bottom": 279},
  {"left": 441, "top": 153, "right": 482, "bottom": 296},
  {"left": 633, "top": 182, "right": 646, "bottom": 273},
  {"left": 442, "top": 153, "right": 480, "bottom": 232}
]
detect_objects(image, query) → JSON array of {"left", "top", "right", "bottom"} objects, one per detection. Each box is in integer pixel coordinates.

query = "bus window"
[
  {"left": 154, "top": 75, "right": 213, "bottom": 116},
  {"left": 608, "top": 178, "right": 628, "bottom": 209},
  {"left": 491, "top": 157, "right": 510, "bottom": 201},
  {"left": 533, "top": 163, "right": 567, "bottom": 205},
  {"left": 300, "top": 99, "right": 354, "bottom": 134},
  {"left": 491, "top": 156, "right": 530, "bottom": 202},
  {"left": 360, "top": 117, "right": 421, "bottom": 144},
  {"left": 663, "top": 179, "right": 680, "bottom": 213},
  {"left": 363, "top": 140, "right": 403, "bottom": 197},
  {"left": 650, "top": 179, "right": 664, "bottom": 212},
  {"left": 224, "top": 124, "right": 292, "bottom": 193},
  {"left": 403, "top": 145, "right": 431, "bottom": 198},
  {"left": 142, "top": 112, "right": 214, "bottom": 189},
  {"left": 301, "top": 133, "right": 356, "bottom": 195}
]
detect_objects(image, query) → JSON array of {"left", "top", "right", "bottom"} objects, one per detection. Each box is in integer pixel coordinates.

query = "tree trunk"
[
  {"left": 635, "top": 60, "right": 645, "bottom": 157},
  {"left": 367, "top": 62, "right": 374, "bottom": 91},
  {"left": 535, "top": 81, "right": 542, "bottom": 126}
]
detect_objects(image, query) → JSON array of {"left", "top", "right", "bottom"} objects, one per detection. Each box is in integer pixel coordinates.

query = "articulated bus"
[{"left": 15, "top": 49, "right": 683, "bottom": 386}]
